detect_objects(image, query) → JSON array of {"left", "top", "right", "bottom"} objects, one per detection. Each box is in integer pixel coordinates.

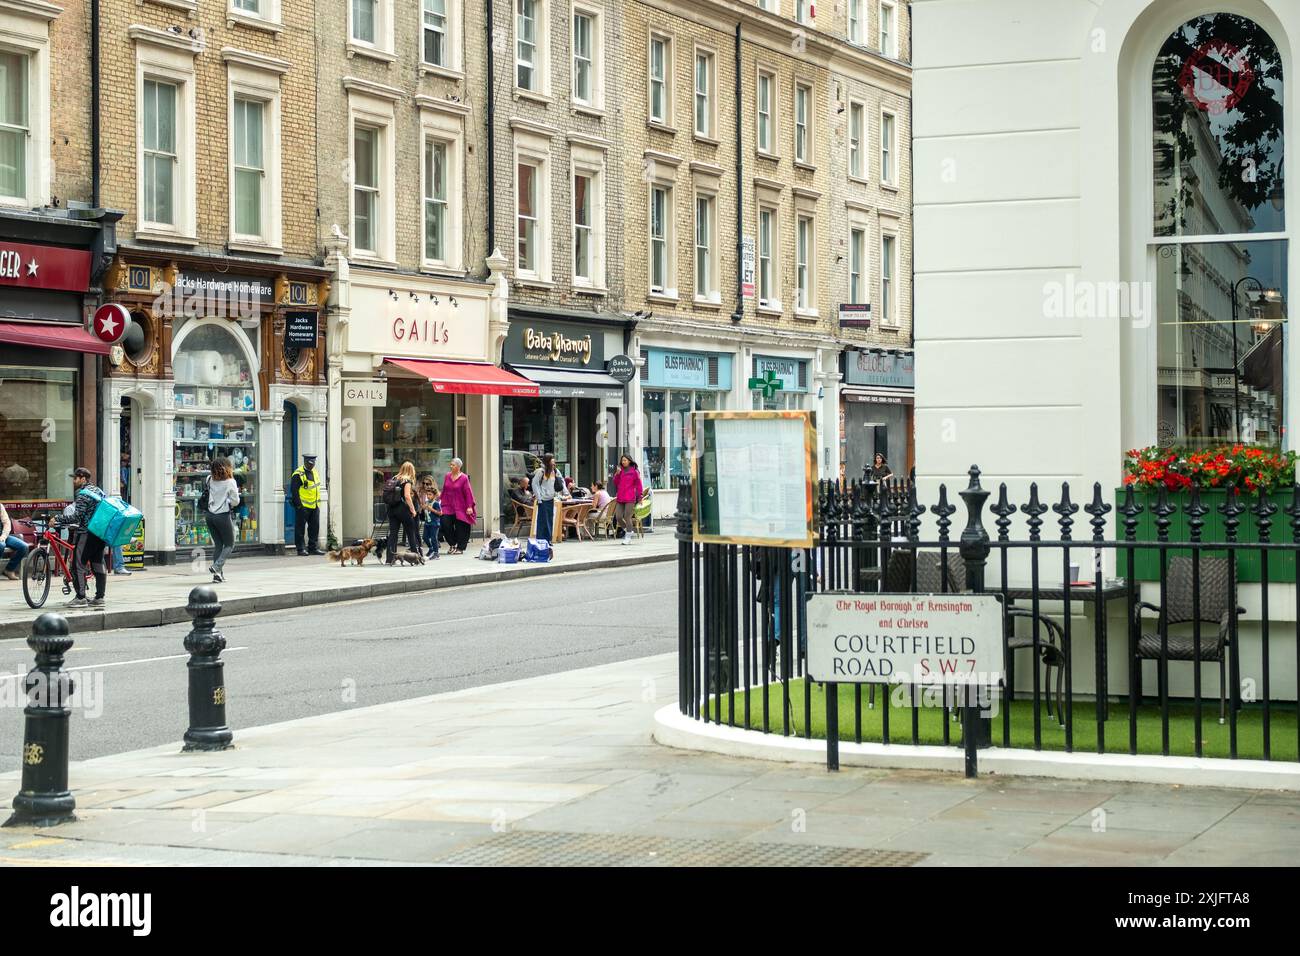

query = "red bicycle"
[{"left": 21, "top": 513, "right": 93, "bottom": 609}]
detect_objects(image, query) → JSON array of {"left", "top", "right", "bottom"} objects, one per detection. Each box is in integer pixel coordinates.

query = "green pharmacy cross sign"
[{"left": 748, "top": 369, "right": 782, "bottom": 399}]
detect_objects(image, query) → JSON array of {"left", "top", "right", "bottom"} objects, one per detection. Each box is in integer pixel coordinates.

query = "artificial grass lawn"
[{"left": 707, "top": 680, "right": 1300, "bottom": 762}]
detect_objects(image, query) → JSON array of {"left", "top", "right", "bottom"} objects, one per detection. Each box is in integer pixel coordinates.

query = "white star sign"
[
  {"left": 26, "top": 257, "right": 37, "bottom": 277},
  {"left": 98, "top": 308, "right": 120, "bottom": 338}
]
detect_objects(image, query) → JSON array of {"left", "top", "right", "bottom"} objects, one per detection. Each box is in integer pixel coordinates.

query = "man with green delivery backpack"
[{"left": 55, "top": 467, "right": 109, "bottom": 608}]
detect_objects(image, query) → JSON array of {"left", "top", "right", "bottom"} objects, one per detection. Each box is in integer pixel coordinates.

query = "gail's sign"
[
  {"left": 345, "top": 284, "right": 489, "bottom": 363},
  {"left": 344, "top": 381, "right": 388, "bottom": 406},
  {"left": 806, "top": 593, "right": 1005, "bottom": 685}
]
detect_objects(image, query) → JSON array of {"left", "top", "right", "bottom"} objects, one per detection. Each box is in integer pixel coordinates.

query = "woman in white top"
[{"left": 205, "top": 457, "right": 241, "bottom": 583}]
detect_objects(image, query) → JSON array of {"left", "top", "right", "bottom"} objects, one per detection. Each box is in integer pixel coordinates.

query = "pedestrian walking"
[
  {"left": 0, "top": 500, "right": 28, "bottom": 582},
  {"left": 611, "top": 455, "right": 644, "bottom": 545},
  {"left": 290, "top": 453, "right": 324, "bottom": 556},
  {"left": 419, "top": 476, "right": 442, "bottom": 560},
  {"left": 204, "top": 457, "right": 241, "bottom": 583},
  {"left": 384, "top": 461, "right": 420, "bottom": 564},
  {"left": 55, "top": 467, "right": 109, "bottom": 608},
  {"left": 441, "top": 458, "right": 477, "bottom": 555},
  {"left": 530, "top": 453, "right": 565, "bottom": 544},
  {"left": 865, "top": 452, "right": 893, "bottom": 484}
]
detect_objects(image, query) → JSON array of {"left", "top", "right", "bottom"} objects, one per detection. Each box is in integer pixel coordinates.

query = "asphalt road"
[{"left": 0, "top": 562, "right": 677, "bottom": 765}]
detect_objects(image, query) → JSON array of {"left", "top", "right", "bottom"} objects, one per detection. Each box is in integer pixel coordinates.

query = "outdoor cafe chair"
[
  {"left": 563, "top": 501, "right": 594, "bottom": 541},
  {"left": 508, "top": 500, "right": 535, "bottom": 537},
  {"left": 589, "top": 499, "right": 617, "bottom": 538},
  {"left": 1133, "top": 555, "right": 1242, "bottom": 724}
]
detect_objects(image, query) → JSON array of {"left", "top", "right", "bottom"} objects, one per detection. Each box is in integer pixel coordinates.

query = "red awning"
[
  {"left": 384, "top": 358, "right": 540, "bottom": 397},
  {"left": 0, "top": 321, "right": 111, "bottom": 355}
]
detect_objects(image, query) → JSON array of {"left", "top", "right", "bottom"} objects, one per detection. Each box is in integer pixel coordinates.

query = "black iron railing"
[{"left": 674, "top": 467, "right": 1300, "bottom": 765}]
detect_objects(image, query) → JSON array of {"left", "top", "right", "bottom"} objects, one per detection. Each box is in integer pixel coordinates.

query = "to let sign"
[{"left": 806, "top": 593, "right": 1005, "bottom": 686}]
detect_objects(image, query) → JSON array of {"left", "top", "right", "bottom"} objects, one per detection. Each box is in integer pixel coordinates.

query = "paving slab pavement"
[
  {"left": 2, "top": 653, "right": 1299, "bottom": 866},
  {"left": 0, "top": 533, "right": 675, "bottom": 639}
]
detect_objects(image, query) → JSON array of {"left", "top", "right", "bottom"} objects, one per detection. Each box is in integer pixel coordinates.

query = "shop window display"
[
  {"left": 642, "top": 388, "right": 718, "bottom": 490},
  {"left": 172, "top": 323, "right": 260, "bottom": 546},
  {"left": 372, "top": 381, "right": 455, "bottom": 505},
  {"left": 0, "top": 365, "right": 76, "bottom": 502}
]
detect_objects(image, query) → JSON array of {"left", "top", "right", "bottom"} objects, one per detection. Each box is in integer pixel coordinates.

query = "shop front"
[
  {"left": 638, "top": 346, "right": 734, "bottom": 493},
  {"left": 102, "top": 255, "right": 329, "bottom": 562},
  {"left": 0, "top": 210, "right": 121, "bottom": 525},
  {"left": 749, "top": 354, "right": 811, "bottom": 411},
  {"left": 501, "top": 313, "right": 627, "bottom": 504},
  {"left": 841, "top": 348, "right": 914, "bottom": 482},
  {"left": 333, "top": 264, "right": 526, "bottom": 542}
]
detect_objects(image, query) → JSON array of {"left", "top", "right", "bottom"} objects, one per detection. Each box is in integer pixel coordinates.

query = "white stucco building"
[{"left": 912, "top": 0, "right": 1294, "bottom": 498}]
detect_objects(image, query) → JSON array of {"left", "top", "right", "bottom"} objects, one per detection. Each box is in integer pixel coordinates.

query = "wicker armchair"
[
  {"left": 562, "top": 501, "right": 595, "bottom": 541},
  {"left": 1133, "top": 555, "right": 1242, "bottom": 724},
  {"left": 589, "top": 499, "right": 617, "bottom": 538}
]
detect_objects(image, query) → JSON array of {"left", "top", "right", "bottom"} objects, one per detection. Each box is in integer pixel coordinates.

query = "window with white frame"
[
  {"left": 225, "top": 54, "right": 284, "bottom": 250},
  {"left": 352, "top": 124, "right": 380, "bottom": 254},
  {"left": 880, "top": 233, "right": 896, "bottom": 324},
  {"left": 572, "top": 8, "right": 603, "bottom": 108},
  {"left": 649, "top": 183, "right": 674, "bottom": 295},
  {"left": 0, "top": 52, "right": 27, "bottom": 201},
  {"left": 422, "top": 0, "right": 448, "bottom": 67},
  {"left": 796, "top": 0, "right": 811, "bottom": 25},
  {"left": 232, "top": 99, "right": 264, "bottom": 238},
  {"left": 848, "top": 102, "right": 865, "bottom": 179},
  {"left": 757, "top": 0, "right": 776, "bottom": 11},
  {"left": 848, "top": 0, "right": 863, "bottom": 44},
  {"left": 134, "top": 29, "right": 199, "bottom": 239},
  {"left": 570, "top": 147, "right": 606, "bottom": 288},
  {"left": 796, "top": 215, "right": 814, "bottom": 312},
  {"left": 517, "top": 160, "right": 540, "bottom": 274},
  {"left": 694, "top": 50, "right": 715, "bottom": 139},
  {"left": 794, "top": 83, "right": 811, "bottom": 164},
  {"left": 515, "top": 133, "right": 552, "bottom": 280},
  {"left": 850, "top": 227, "right": 865, "bottom": 303},
  {"left": 880, "top": 1, "right": 897, "bottom": 58},
  {"left": 0, "top": 7, "right": 53, "bottom": 209},
  {"left": 230, "top": 0, "right": 281, "bottom": 24},
  {"left": 573, "top": 171, "right": 593, "bottom": 282},
  {"left": 516, "top": 0, "right": 548, "bottom": 93},
  {"left": 881, "top": 110, "right": 896, "bottom": 184},
  {"left": 648, "top": 34, "right": 671, "bottom": 125},
  {"left": 758, "top": 205, "right": 777, "bottom": 309},
  {"left": 142, "top": 78, "right": 177, "bottom": 226},
  {"left": 694, "top": 193, "right": 718, "bottom": 301},
  {"left": 424, "top": 140, "right": 448, "bottom": 262},
  {"left": 420, "top": 104, "right": 465, "bottom": 270},
  {"left": 352, "top": 0, "right": 376, "bottom": 43},
  {"left": 756, "top": 70, "right": 774, "bottom": 155}
]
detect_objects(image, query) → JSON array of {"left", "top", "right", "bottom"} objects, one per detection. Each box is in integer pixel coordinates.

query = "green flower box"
[{"left": 1115, "top": 488, "right": 1298, "bottom": 584}]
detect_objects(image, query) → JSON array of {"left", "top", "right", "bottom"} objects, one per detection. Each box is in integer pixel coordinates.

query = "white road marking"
[
  {"left": 0, "top": 646, "right": 250, "bottom": 681},
  {"left": 386, "top": 589, "right": 678, "bottom": 632}
]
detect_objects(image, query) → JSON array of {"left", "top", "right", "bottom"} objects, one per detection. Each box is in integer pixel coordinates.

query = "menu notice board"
[{"left": 691, "top": 410, "right": 815, "bottom": 547}]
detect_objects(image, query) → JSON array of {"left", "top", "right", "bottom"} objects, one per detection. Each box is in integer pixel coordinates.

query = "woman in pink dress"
[{"left": 440, "top": 457, "right": 477, "bottom": 555}]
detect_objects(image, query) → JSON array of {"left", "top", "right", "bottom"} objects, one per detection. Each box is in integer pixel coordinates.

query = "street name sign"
[{"left": 806, "top": 592, "right": 1005, "bottom": 686}]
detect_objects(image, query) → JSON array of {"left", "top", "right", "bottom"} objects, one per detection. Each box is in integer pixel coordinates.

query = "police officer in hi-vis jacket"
[{"left": 289, "top": 453, "right": 323, "bottom": 556}]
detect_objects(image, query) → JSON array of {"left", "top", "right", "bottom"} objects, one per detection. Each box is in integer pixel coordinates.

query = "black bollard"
[
  {"left": 182, "top": 586, "right": 234, "bottom": 752},
  {"left": 5, "top": 613, "right": 76, "bottom": 828}
]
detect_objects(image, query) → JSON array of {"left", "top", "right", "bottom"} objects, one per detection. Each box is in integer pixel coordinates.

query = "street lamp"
[{"left": 1229, "top": 276, "right": 1284, "bottom": 441}]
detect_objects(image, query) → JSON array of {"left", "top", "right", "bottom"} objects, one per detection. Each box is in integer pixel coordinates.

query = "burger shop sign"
[{"left": 806, "top": 593, "right": 1005, "bottom": 686}]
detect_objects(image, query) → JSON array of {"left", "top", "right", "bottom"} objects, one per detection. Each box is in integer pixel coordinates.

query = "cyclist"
[{"left": 55, "top": 466, "right": 109, "bottom": 608}]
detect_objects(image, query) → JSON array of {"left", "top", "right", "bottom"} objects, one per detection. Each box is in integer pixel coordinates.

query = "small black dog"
[{"left": 392, "top": 551, "right": 426, "bottom": 566}]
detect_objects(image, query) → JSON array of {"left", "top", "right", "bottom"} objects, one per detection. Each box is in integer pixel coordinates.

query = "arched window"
[
  {"left": 1151, "top": 13, "right": 1286, "bottom": 449},
  {"left": 172, "top": 321, "right": 260, "bottom": 546}
]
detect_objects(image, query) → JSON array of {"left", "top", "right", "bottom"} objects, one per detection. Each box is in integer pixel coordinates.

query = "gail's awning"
[{"left": 384, "top": 358, "right": 539, "bottom": 397}]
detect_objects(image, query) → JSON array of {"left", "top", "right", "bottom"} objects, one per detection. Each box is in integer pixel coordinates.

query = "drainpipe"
[
  {"left": 731, "top": 22, "right": 744, "bottom": 325},
  {"left": 485, "top": 0, "right": 496, "bottom": 267},
  {"left": 91, "top": 0, "right": 101, "bottom": 208}
]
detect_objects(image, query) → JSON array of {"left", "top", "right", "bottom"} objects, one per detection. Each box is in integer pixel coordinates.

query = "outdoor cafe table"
[
  {"left": 529, "top": 498, "right": 587, "bottom": 547},
  {"left": 1001, "top": 582, "right": 1129, "bottom": 720}
]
